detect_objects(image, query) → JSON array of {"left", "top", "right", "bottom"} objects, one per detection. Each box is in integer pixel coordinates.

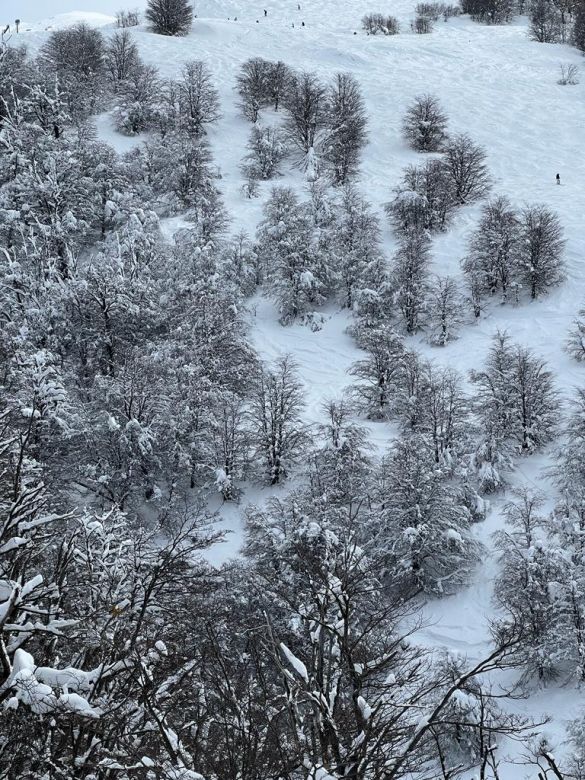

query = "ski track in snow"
[{"left": 17, "top": 2, "right": 585, "bottom": 760}]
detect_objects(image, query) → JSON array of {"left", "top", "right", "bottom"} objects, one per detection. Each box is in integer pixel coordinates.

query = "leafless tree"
[
  {"left": 283, "top": 71, "right": 327, "bottom": 159},
  {"left": 248, "top": 356, "right": 307, "bottom": 484},
  {"left": 145, "top": 0, "right": 193, "bottom": 35},
  {"left": 105, "top": 29, "right": 140, "bottom": 84},
  {"left": 403, "top": 94, "right": 448, "bottom": 152},
  {"left": 442, "top": 134, "right": 491, "bottom": 204},
  {"left": 517, "top": 204, "right": 565, "bottom": 299}
]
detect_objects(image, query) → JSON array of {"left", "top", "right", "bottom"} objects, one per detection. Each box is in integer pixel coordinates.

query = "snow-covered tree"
[
  {"left": 243, "top": 125, "right": 287, "bottom": 179},
  {"left": 471, "top": 332, "right": 559, "bottom": 453},
  {"left": 334, "top": 185, "right": 386, "bottom": 309},
  {"left": 529, "top": 0, "right": 562, "bottom": 41},
  {"left": 266, "top": 60, "right": 293, "bottom": 111},
  {"left": 323, "top": 72, "right": 368, "bottom": 185},
  {"left": 114, "top": 63, "right": 161, "bottom": 134},
  {"left": 427, "top": 275, "right": 465, "bottom": 346},
  {"left": 402, "top": 94, "right": 448, "bottom": 152},
  {"left": 462, "top": 195, "right": 520, "bottom": 302},
  {"left": 283, "top": 71, "right": 327, "bottom": 163},
  {"left": 349, "top": 325, "right": 406, "bottom": 419},
  {"left": 236, "top": 57, "right": 270, "bottom": 122},
  {"left": 40, "top": 23, "right": 106, "bottom": 117},
  {"left": 388, "top": 158, "right": 457, "bottom": 235},
  {"left": 442, "top": 133, "right": 491, "bottom": 204},
  {"left": 392, "top": 230, "right": 431, "bottom": 333},
  {"left": 566, "top": 306, "right": 585, "bottom": 361},
  {"left": 494, "top": 490, "right": 565, "bottom": 682},
  {"left": 378, "top": 435, "right": 481, "bottom": 595},
  {"left": 146, "top": 0, "right": 193, "bottom": 35},
  {"left": 256, "top": 187, "right": 329, "bottom": 323},
  {"left": 517, "top": 204, "right": 565, "bottom": 299},
  {"left": 308, "top": 397, "right": 372, "bottom": 505},
  {"left": 176, "top": 60, "right": 221, "bottom": 136},
  {"left": 248, "top": 355, "right": 307, "bottom": 484},
  {"left": 105, "top": 28, "right": 141, "bottom": 84},
  {"left": 462, "top": 0, "right": 515, "bottom": 23},
  {"left": 574, "top": 1, "right": 585, "bottom": 52}
]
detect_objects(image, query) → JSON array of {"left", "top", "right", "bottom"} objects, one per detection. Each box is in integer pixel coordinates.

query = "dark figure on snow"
[
  {"left": 264, "top": 9, "right": 267, "bottom": 16},
  {"left": 298, "top": 3, "right": 301, "bottom": 8},
  {"left": 556, "top": 173, "right": 561, "bottom": 185},
  {"left": 301, "top": 20, "right": 305, "bottom": 26}
]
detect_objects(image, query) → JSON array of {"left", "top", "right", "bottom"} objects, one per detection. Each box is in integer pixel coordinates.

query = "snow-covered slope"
[{"left": 15, "top": 0, "right": 585, "bottom": 761}]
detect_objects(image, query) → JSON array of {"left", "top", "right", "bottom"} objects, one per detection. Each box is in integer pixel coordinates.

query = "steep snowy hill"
[{"left": 12, "top": 1, "right": 585, "bottom": 767}]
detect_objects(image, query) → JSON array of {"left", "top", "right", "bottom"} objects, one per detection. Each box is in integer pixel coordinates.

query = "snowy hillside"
[{"left": 2, "top": 0, "right": 585, "bottom": 777}]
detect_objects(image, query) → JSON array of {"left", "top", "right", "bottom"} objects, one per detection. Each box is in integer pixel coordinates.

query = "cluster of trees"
[
  {"left": 237, "top": 60, "right": 368, "bottom": 185},
  {"left": 494, "top": 386, "right": 585, "bottom": 687},
  {"left": 362, "top": 3, "right": 459, "bottom": 35},
  {"left": 1, "top": 21, "right": 220, "bottom": 142},
  {"left": 461, "top": 0, "right": 516, "bottom": 24},
  {"left": 1, "top": 15, "right": 583, "bottom": 780},
  {"left": 399, "top": 95, "right": 492, "bottom": 212},
  {"left": 246, "top": 97, "right": 564, "bottom": 339},
  {"left": 529, "top": 0, "right": 585, "bottom": 45},
  {"left": 361, "top": 12, "right": 401, "bottom": 33},
  {"left": 416, "top": 1, "right": 462, "bottom": 19},
  {"left": 1, "top": 370, "right": 552, "bottom": 778},
  {"left": 255, "top": 184, "right": 386, "bottom": 322},
  {"left": 383, "top": 96, "right": 564, "bottom": 339},
  {"left": 349, "top": 328, "right": 558, "bottom": 480},
  {"left": 463, "top": 196, "right": 565, "bottom": 306},
  {"left": 459, "top": 0, "right": 585, "bottom": 53}
]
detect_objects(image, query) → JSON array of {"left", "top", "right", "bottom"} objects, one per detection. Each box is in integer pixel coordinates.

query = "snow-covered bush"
[
  {"left": 243, "top": 125, "right": 288, "bottom": 179},
  {"left": 412, "top": 14, "right": 434, "bottom": 32},
  {"left": 361, "top": 12, "right": 400, "bottom": 33}
]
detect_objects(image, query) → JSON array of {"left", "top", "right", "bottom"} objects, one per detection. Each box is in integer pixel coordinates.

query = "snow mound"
[{"left": 22, "top": 11, "right": 116, "bottom": 31}]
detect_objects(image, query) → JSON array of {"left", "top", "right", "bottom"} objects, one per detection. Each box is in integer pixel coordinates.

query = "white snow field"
[{"left": 14, "top": 0, "right": 585, "bottom": 768}]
